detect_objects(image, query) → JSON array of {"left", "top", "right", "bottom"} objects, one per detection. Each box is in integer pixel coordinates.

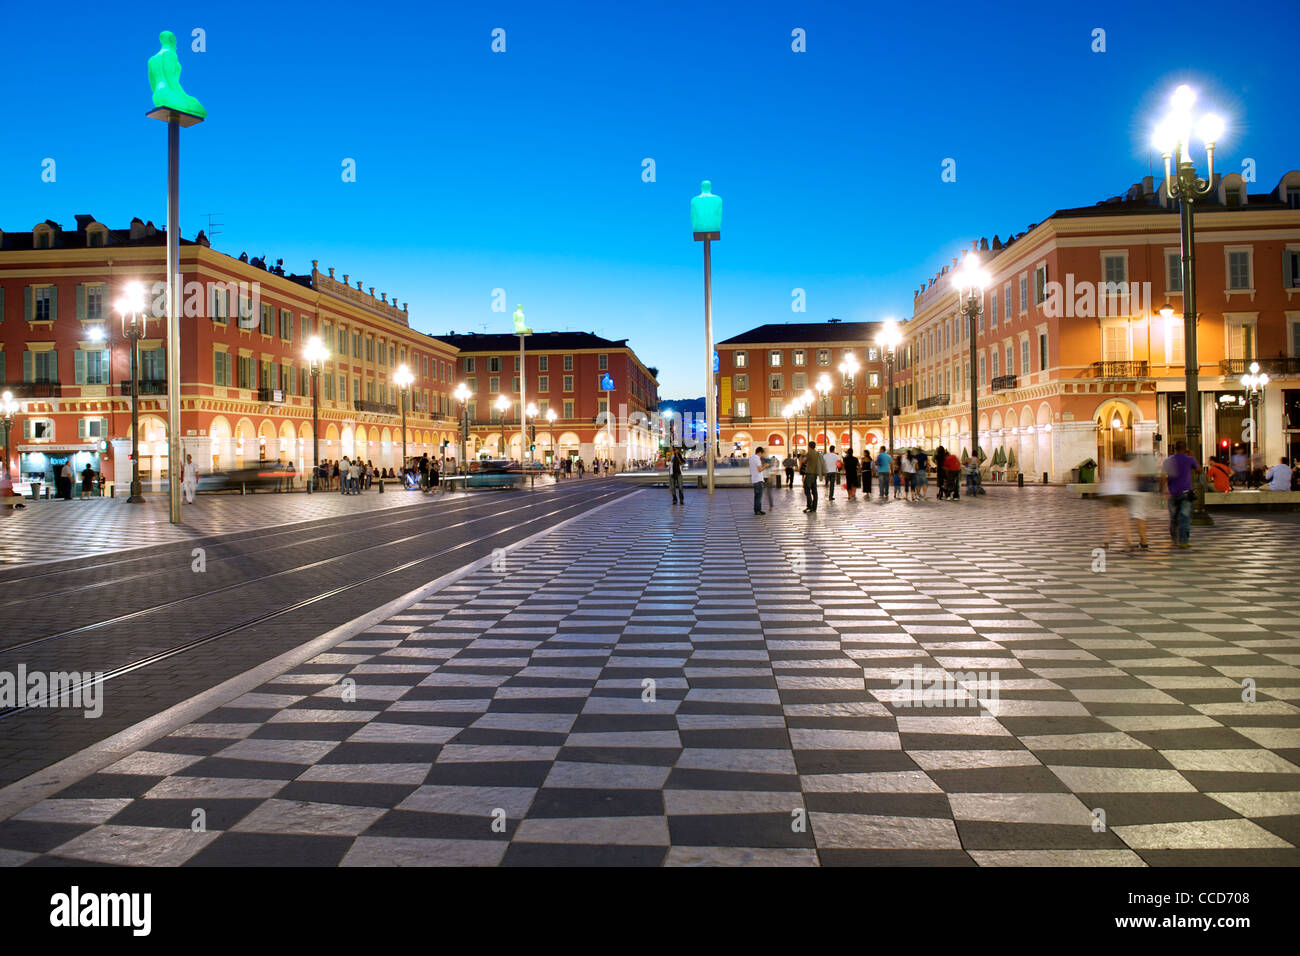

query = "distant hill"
[{"left": 659, "top": 397, "right": 705, "bottom": 413}]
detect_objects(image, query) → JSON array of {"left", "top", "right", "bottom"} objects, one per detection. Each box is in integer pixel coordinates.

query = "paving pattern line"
[{"left": 0, "top": 489, "right": 641, "bottom": 823}]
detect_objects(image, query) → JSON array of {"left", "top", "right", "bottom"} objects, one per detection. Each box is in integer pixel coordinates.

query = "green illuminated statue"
[
  {"left": 147, "top": 30, "right": 207, "bottom": 119},
  {"left": 513, "top": 304, "right": 531, "bottom": 335},
  {"left": 690, "top": 180, "right": 722, "bottom": 236}
]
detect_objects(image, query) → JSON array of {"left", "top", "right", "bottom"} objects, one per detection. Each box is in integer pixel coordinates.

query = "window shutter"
[
  {"left": 101, "top": 351, "right": 110, "bottom": 383},
  {"left": 75, "top": 349, "right": 86, "bottom": 384},
  {"left": 49, "top": 286, "right": 58, "bottom": 320},
  {"left": 78, "top": 418, "right": 87, "bottom": 439},
  {"left": 23, "top": 351, "right": 32, "bottom": 382},
  {"left": 24, "top": 286, "right": 32, "bottom": 321},
  {"left": 76, "top": 285, "right": 86, "bottom": 319},
  {"left": 0, "top": 286, "right": 6, "bottom": 322}
]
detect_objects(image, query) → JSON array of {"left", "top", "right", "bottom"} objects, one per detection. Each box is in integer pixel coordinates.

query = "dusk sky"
[{"left": 2, "top": 0, "right": 1293, "bottom": 397}]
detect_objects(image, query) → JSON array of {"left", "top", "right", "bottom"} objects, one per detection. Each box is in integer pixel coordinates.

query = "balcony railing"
[
  {"left": 730, "top": 414, "right": 752, "bottom": 423},
  {"left": 916, "top": 394, "right": 950, "bottom": 410},
  {"left": 1219, "top": 358, "right": 1300, "bottom": 377},
  {"left": 1089, "top": 361, "right": 1149, "bottom": 379},
  {"left": 354, "top": 399, "right": 398, "bottom": 415},
  {"left": 991, "top": 375, "right": 1018, "bottom": 391},
  {"left": 119, "top": 380, "right": 168, "bottom": 395},
  {"left": 4, "top": 381, "right": 61, "bottom": 398}
]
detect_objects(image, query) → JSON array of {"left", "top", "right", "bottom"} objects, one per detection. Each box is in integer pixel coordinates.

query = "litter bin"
[{"left": 1079, "top": 464, "right": 1097, "bottom": 483}]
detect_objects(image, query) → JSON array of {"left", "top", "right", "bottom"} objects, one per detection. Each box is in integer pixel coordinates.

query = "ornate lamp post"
[
  {"left": 782, "top": 404, "right": 794, "bottom": 452},
  {"left": 495, "top": 394, "right": 512, "bottom": 460},
  {"left": 1, "top": 391, "right": 18, "bottom": 483},
  {"left": 304, "top": 335, "right": 329, "bottom": 492},
  {"left": 691, "top": 180, "right": 722, "bottom": 493},
  {"left": 950, "top": 258, "right": 990, "bottom": 459},
  {"left": 394, "top": 363, "right": 413, "bottom": 476},
  {"left": 454, "top": 381, "right": 472, "bottom": 468},
  {"left": 1241, "top": 361, "right": 1269, "bottom": 470},
  {"left": 839, "top": 351, "right": 859, "bottom": 453},
  {"left": 512, "top": 304, "right": 531, "bottom": 465},
  {"left": 815, "top": 373, "right": 832, "bottom": 451},
  {"left": 525, "top": 402, "right": 538, "bottom": 463},
  {"left": 1153, "top": 83, "right": 1223, "bottom": 524},
  {"left": 545, "top": 407, "right": 558, "bottom": 464},
  {"left": 875, "top": 318, "right": 904, "bottom": 453},
  {"left": 801, "top": 389, "right": 814, "bottom": 448},
  {"left": 115, "top": 281, "right": 148, "bottom": 503}
]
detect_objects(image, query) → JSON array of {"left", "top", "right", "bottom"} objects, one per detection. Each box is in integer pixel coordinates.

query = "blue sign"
[
  {"left": 600, "top": 373, "right": 615, "bottom": 391},
  {"left": 713, "top": 350, "right": 719, "bottom": 374}
]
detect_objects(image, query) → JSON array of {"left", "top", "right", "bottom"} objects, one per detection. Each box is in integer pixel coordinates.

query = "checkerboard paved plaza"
[{"left": 3, "top": 484, "right": 1298, "bottom": 866}]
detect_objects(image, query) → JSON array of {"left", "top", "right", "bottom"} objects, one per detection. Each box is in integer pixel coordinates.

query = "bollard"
[
  {"left": 241, "top": 482, "right": 247, "bottom": 496},
  {"left": 1018, "top": 473, "right": 1024, "bottom": 488},
  {"left": 1042, "top": 471, "right": 1048, "bottom": 484},
  {"left": 378, "top": 479, "right": 384, "bottom": 493}
]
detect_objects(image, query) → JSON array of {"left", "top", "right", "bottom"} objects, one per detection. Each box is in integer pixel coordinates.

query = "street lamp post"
[
  {"left": 545, "top": 407, "right": 557, "bottom": 467},
  {"left": 1153, "top": 83, "right": 1223, "bottom": 524},
  {"left": 304, "top": 336, "right": 329, "bottom": 492},
  {"left": 691, "top": 181, "right": 722, "bottom": 494},
  {"left": 839, "top": 352, "right": 859, "bottom": 454},
  {"left": 875, "top": 319, "right": 904, "bottom": 453},
  {"left": 1241, "top": 361, "right": 1270, "bottom": 470},
  {"left": 782, "top": 404, "right": 793, "bottom": 453},
  {"left": 816, "top": 373, "right": 832, "bottom": 452},
  {"left": 801, "top": 389, "right": 814, "bottom": 450},
  {"left": 495, "top": 394, "right": 512, "bottom": 461},
  {"left": 394, "top": 364, "right": 413, "bottom": 479},
  {"left": 115, "top": 282, "right": 149, "bottom": 503},
  {"left": 950, "top": 258, "right": 991, "bottom": 460},
  {"left": 454, "top": 382, "right": 472, "bottom": 469},
  {"left": 513, "top": 305, "right": 531, "bottom": 466},
  {"left": 526, "top": 402, "right": 538, "bottom": 463},
  {"left": 1, "top": 391, "right": 18, "bottom": 483}
]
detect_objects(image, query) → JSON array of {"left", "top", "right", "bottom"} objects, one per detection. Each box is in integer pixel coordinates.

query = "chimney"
[
  {"left": 979, "top": 236, "right": 989, "bottom": 251},
  {"left": 1142, "top": 175, "right": 1154, "bottom": 195}
]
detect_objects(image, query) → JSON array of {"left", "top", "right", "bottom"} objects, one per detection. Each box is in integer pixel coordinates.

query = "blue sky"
[{"left": 2, "top": 0, "right": 1294, "bottom": 397}]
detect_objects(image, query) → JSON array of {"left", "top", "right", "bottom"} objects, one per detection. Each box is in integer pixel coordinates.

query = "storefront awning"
[{"left": 17, "top": 444, "right": 99, "bottom": 453}]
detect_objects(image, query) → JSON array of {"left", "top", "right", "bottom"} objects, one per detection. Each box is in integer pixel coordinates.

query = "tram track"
[{"left": 0, "top": 483, "right": 632, "bottom": 720}]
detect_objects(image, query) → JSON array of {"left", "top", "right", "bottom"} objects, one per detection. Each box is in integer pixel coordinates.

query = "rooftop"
[{"left": 717, "top": 320, "right": 883, "bottom": 346}]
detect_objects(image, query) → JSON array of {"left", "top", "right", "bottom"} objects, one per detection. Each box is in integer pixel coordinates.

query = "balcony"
[
  {"left": 1219, "top": 358, "right": 1300, "bottom": 377},
  {"left": 354, "top": 399, "right": 398, "bottom": 415},
  {"left": 119, "top": 380, "right": 167, "bottom": 396},
  {"left": 730, "top": 414, "right": 752, "bottom": 424},
  {"left": 916, "top": 394, "right": 950, "bottom": 410},
  {"left": 991, "top": 375, "right": 1018, "bottom": 392},
  {"left": 1089, "top": 361, "right": 1149, "bottom": 379},
  {"left": 4, "top": 381, "right": 62, "bottom": 398}
]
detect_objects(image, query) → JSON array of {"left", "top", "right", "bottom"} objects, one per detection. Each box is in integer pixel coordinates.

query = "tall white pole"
[
  {"left": 166, "top": 116, "right": 183, "bottom": 523},
  {"left": 704, "top": 238, "right": 715, "bottom": 494}
]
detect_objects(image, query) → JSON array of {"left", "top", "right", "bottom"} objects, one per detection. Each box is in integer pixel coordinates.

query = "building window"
[
  {"left": 598, "top": 353, "right": 608, "bottom": 370},
  {"left": 1038, "top": 332, "right": 1048, "bottom": 371},
  {"left": 32, "top": 286, "right": 54, "bottom": 322},
  {"left": 1287, "top": 186, "right": 1300, "bottom": 210},
  {"left": 1227, "top": 250, "right": 1252, "bottom": 290},
  {"left": 539, "top": 355, "right": 548, "bottom": 371},
  {"left": 991, "top": 351, "right": 999, "bottom": 378},
  {"left": 464, "top": 356, "right": 475, "bottom": 372},
  {"left": 1006, "top": 345, "right": 1014, "bottom": 375},
  {"left": 563, "top": 375, "right": 574, "bottom": 391},
  {"left": 1285, "top": 249, "right": 1300, "bottom": 289},
  {"left": 735, "top": 400, "right": 748, "bottom": 417},
  {"left": 512, "top": 376, "right": 520, "bottom": 393},
  {"left": 734, "top": 374, "right": 749, "bottom": 391},
  {"left": 734, "top": 350, "right": 747, "bottom": 368},
  {"left": 259, "top": 304, "right": 273, "bottom": 335},
  {"left": 769, "top": 350, "right": 782, "bottom": 367},
  {"left": 792, "top": 349, "right": 806, "bottom": 366},
  {"left": 366, "top": 338, "right": 375, "bottom": 362},
  {"left": 1020, "top": 276, "right": 1029, "bottom": 313},
  {"left": 867, "top": 371, "right": 880, "bottom": 388},
  {"left": 1034, "top": 265, "right": 1048, "bottom": 305},
  {"left": 353, "top": 333, "right": 361, "bottom": 358},
  {"left": 792, "top": 372, "right": 807, "bottom": 391},
  {"left": 867, "top": 347, "right": 878, "bottom": 361},
  {"left": 979, "top": 354, "right": 986, "bottom": 386},
  {"left": 538, "top": 375, "right": 549, "bottom": 392},
  {"left": 489, "top": 376, "right": 499, "bottom": 393},
  {"left": 769, "top": 373, "right": 783, "bottom": 391},
  {"left": 83, "top": 284, "right": 106, "bottom": 320},
  {"left": 1103, "top": 255, "right": 1126, "bottom": 285},
  {"left": 563, "top": 355, "right": 573, "bottom": 371},
  {"left": 1021, "top": 339, "right": 1030, "bottom": 377},
  {"left": 75, "top": 349, "right": 109, "bottom": 385},
  {"left": 563, "top": 399, "right": 574, "bottom": 418},
  {"left": 279, "top": 309, "right": 293, "bottom": 340},
  {"left": 1167, "top": 251, "right": 1183, "bottom": 293},
  {"left": 213, "top": 350, "right": 232, "bottom": 386},
  {"left": 769, "top": 398, "right": 785, "bottom": 416},
  {"left": 816, "top": 349, "right": 831, "bottom": 366},
  {"left": 989, "top": 291, "right": 998, "bottom": 328}
]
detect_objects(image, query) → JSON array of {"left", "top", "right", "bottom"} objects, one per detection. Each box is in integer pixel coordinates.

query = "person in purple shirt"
[{"left": 1159, "top": 440, "right": 1200, "bottom": 548}]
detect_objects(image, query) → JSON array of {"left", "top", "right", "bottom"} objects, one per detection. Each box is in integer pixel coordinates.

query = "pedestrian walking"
[
  {"left": 964, "top": 457, "right": 980, "bottom": 497},
  {"left": 1100, "top": 453, "right": 1148, "bottom": 551},
  {"left": 668, "top": 448, "right": 685, "bottom": 505},
  {"left": 915, "top": 448, "right": 930, "bottom": 501},
  {"left": 181, "top": 453, "right": 197, "bottom": 503},
  {"left": 942, "top": 451, "right": 962, "bottom": 500},
  {"left": 766, "top": 450, "right": 781, "bottom": 510},
  {"left": 1159, "top": 440, "right": 1200, "bottom": 548},
  {"left": 79, "top": 463, "right": 97, "bottom": 500},
  {"left": 750, "top": 445, "right": 771, "bottom": 514},
  {"left": 902, "top": 451, "right": 917, "bottom": 500},
  {"left": 892, "top": 458, "right": 902, "bottom": 499},
  {"left": 783, "top": 452, "right": 796, "bottom": 489},
  {"left": 842, "top": 447, "right": 859, "bottom": 500},
  {"left": 875, "top": 448, "right": 892, "bottom": 499},
  {"left": 934, "top": 445, "right": 948, "bottom": 499},
  {"left": 823, "top": 445, "right": 841, "bottom": 501},
  {"left": 803, "top": 441, "right": 826, "bottom": 512},
  {"left": 863, "top": 446, "right": 873, "bottom": 497}
]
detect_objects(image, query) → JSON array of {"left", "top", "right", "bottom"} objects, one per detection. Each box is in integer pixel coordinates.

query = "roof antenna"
[{"left": 205, "top": 212, "right": 223, "bottom": 238}]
